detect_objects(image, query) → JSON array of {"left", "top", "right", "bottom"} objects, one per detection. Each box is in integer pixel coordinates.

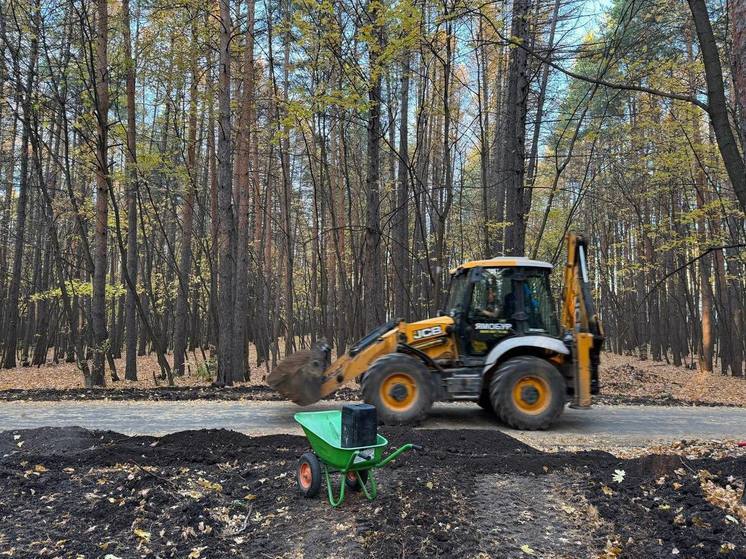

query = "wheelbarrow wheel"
[
  {"left": 297, "top": 452, "right": 322, "bottom": 498},
  {"left": 345, "top": 469, "right": 369, "bottom": 492}
]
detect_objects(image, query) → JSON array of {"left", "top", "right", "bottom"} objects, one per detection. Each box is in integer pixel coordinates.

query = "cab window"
[
  {"left": 470, "top": 268, "right": 511, "bottom": 321},
  {"left": 523, "top": 273, "right": 559, "bottom": 336},
  {"left": 446, "top": 271, "right": 469, "bottom": 316}
]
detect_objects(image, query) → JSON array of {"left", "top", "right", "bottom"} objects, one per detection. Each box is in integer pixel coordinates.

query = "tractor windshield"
[
  {"left": 446, "top": 271, "right": 469, "bottom": 315},
  {"left": 523, "top": 271, "right": 560, "bottom": 337}
]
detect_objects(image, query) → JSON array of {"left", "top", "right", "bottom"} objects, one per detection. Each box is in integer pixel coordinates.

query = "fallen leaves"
[
  {"left": 698, "top": 470, "right": 746, "bottom": 524},
  {"left": 600, "top": 352, "right": 746, "bottom": 407},
  {"left": 196, "top": 478, "right": 223, "bottom": 493},
  {"left": 133, "top": 528, "right": 151, "bottom": 543},
  {"left": 188, "top": 545, "right": 207, "bottom": 558},
  {"left": 598, "top": 538, "right": 623, "bottom": 558},
  {"left": 612, "top": 469, "right": 626, "bottom": 484}
]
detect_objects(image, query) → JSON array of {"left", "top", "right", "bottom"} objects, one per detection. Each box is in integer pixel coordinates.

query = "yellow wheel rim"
[
  {"left": 512, "top": 376, "right": 550, "bottom": 415},
  {"left": 380, "top": 373, "right": 418, "bottom": 411}
]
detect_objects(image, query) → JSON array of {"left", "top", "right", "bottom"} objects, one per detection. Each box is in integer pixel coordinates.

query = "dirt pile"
[{"left": 1, "top": 427, "right": 744, "bottom": 558}]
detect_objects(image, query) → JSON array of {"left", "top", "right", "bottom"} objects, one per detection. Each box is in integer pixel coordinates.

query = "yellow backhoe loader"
[{"left": 268, "top": 233, "right": 604, "bottom": 430}]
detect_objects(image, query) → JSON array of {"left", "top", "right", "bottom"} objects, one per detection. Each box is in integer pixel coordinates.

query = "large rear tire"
[
  {"left": 489, "top": 356, "right": 565, "bottom": 430},
  {"left": 361, "top": 354, "right": 434, "bottom": 425}
]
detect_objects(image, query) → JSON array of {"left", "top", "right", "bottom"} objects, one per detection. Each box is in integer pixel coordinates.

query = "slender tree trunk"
[
  {"left": 173, "top": 22, "right": 200, "bottom": 377},
  {"left": 280, "top": 4, "right": 295, "bottom": 354},
  {"left": 89, "top": 0, "right": 110, "bottom": 386},
  {"left": 363, "top": 1, "right": 385, "bottom": 330},
  {"left": 122, "top": 0, "right": 139, "bottom": 380},
  {"left": 231, "top": 0, "right": 255, "bottom": 381},
  {"left": 393, "top": 52, "right": 410, "bottom": 321},
  {"left": 216, "top": 0, "right": 235, "bottom": 385},
  {"left": 501, "top": 0, "right": 532, "bottom": 256}
]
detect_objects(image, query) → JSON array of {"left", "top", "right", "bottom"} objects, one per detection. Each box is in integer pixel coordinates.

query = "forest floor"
[
  {"left": 0, "top": 351, "right": 745, "bottom": 407},
  {"left": 1, "top": 426, "right": 745, "bottom": 558}
]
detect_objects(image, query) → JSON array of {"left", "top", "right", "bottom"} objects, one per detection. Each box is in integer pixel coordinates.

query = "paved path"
[{"left": 1, "top": 400, "right": 744, "bottom": 448}]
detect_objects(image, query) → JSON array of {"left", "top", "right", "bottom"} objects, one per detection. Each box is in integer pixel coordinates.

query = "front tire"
[
  {"left": 297, "top": 452, "right": 322, "bottom": 497},
  {"left": 361, "top": 354, "right": 434, "bottom": 425},
  {"left": 489, "top": 356, "right": 565, "bottom": 430}
]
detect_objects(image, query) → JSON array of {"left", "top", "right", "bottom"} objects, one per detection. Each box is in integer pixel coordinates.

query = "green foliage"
[
  {"left": 195, "top": 357, "right": 217, "bottom": 382},
  {"left": 30, "top": 280, "right": 128, "bottom": 303}
]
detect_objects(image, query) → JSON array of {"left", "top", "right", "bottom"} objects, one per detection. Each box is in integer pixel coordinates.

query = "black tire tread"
[
  {"left": 489, "top": 355, "right": 565, "bottom": 430},
  {"left": 361, "top": 353, "right": 434, "bottom": 425}
]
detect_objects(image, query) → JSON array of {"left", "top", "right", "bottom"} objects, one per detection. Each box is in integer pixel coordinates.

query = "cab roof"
[{"left": 450, "top": 257, "right": 553, "bottom": 274}]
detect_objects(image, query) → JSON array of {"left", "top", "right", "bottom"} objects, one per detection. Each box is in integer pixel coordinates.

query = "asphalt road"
[{"left": 1, "top": 400, "right": 745, "bottom": 448}]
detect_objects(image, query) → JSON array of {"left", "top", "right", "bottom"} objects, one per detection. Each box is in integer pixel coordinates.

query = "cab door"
[{"left": 464, "top": 267, "right": 515, "bottom": 356}]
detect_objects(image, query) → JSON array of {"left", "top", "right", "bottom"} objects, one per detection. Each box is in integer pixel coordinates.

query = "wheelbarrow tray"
[{"left": 294, "top": 410, "right": 387, "bottom": 471}]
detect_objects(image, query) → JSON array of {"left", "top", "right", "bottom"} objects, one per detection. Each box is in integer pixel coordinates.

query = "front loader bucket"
[{"left": 267, "top": 342, "right": 331, "bottom": 406}]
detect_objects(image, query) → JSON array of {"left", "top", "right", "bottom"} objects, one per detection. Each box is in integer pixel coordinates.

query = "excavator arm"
[
  {"left": 268, "top": 317, "right": 456, "bottom": 405},
  {"left": 561, "top": 232, "right": 605, "bottom": 408},
  {"left": 268, "top": 323, "right": 402, "bottom": 405}
]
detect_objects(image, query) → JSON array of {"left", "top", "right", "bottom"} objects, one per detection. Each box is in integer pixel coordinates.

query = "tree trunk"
[
  {"left": 231, "top": 0, "right": 255, "bottom": 381},
  {"left": 122, "top": 0, "right": 139, "bottom": 380},
  {"left": 173, "top": 22, "right": 200, "bottom": 377},
  {"left": 731, "top": 0, "right": 746, "bottom": 150},
  {"left": 363, "top": 1, "right": 385, "bottom": 331},
  {"left": 216, "top": 0, "right": 235, "bottom": 385},
  {"left": 393, "top": 52, "right": 410, "bottom": 321},
  {"left": 687, "top": 0, "right": 746, "bottom": 212},
  {"left": 501, "top": 0, "right": 532, "bottom": 256},
  {"left": 89, "top": 0, "right": 110, "bottom": 386}
]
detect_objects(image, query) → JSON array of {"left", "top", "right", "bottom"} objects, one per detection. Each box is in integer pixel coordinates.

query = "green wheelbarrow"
[{"left": 294, "top": 410, "right": 420, "bottom": 507}]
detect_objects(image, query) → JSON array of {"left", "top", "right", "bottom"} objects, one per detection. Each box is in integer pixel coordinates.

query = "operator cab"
[{"left": 446, "top": 257, "right": 560, "bottom": 357}]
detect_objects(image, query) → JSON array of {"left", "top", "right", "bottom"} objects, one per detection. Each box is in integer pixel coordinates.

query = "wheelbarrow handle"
[{"left": 376, "top": 443, "right": 420, "bottom": 468}]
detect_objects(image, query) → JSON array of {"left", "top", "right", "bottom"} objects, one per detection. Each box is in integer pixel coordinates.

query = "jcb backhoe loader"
[{"left": 268, "top": 233, "right": 604, "bottom": 430}]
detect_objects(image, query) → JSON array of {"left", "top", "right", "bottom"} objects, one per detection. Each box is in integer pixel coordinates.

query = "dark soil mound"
[{"left": 1, "top": 427, "right": 743, "bottom": 558}]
